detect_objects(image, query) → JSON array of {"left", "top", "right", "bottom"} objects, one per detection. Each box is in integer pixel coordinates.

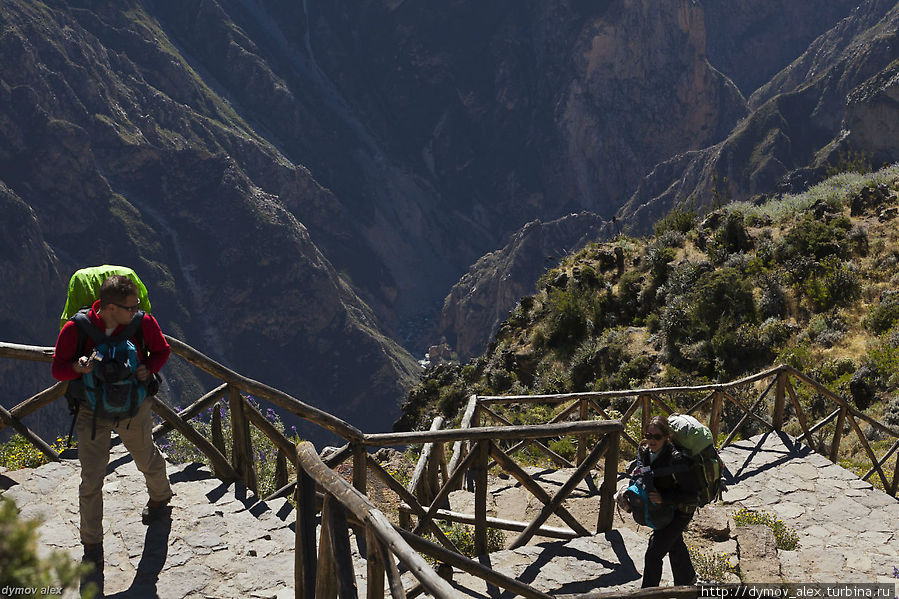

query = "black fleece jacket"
[{"left": 637, "top": 442, "right": 700, "bottom": 510}]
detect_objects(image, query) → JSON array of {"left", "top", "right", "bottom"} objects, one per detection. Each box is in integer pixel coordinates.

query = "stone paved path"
[
  {"left": 718, "top": 430, "right": 898, "bottom": 585},
  {"left": 1, "top": 431, "right": 897, "bottom": 598}
]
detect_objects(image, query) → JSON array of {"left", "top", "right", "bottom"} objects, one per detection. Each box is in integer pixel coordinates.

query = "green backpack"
[
  {"left": 666, "top": 413, "right": 724, "bottom": 506},
  {"left": 59, "top": 265, "right": 151, "bottom": 329}
]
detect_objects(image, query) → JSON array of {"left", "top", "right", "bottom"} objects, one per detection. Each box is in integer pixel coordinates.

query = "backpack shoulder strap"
[
  {"left": 107, "top": 310, "right": 145, "bottom": 344},
  {"left": 71, "top": 309, "right": 107, "bottom": 348}
]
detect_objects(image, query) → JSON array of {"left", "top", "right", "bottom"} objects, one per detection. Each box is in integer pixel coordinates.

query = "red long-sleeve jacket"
[{"left": 52, "top": 300, "right": 170, "bottom": 381}]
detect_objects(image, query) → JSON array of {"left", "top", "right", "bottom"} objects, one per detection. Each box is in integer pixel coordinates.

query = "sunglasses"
[
  {"left": 112, "top": 302, "right": 141, "bottom": 313},
  {"left": 643, "top": 433, "right": 665, "bottom": 441}
]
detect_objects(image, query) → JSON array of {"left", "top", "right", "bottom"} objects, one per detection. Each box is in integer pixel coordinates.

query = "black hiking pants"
[{"left": 641, "top": 510, "right": 696, "bottom": 587}]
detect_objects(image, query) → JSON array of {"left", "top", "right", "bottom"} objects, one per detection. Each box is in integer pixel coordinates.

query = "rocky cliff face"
[
  {"left": 437, "top": 213, "right": 614, "bottom": 360},
  {"left": 0, "top": 0, "right": 886, "bottom": 438},
  {"left": 0, "top": 0, "right": 419, "bottom": 440},
  {"left": 618, "top": 0, "right": 899, "bottom": 233}
]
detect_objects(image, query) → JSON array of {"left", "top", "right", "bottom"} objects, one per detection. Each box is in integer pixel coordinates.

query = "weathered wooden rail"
[
  {"left": 449, "top": 364, "right": 899, "bottom": 496},
  {"left": 3, "top": 337, "right": 898, "bottom": 598}
]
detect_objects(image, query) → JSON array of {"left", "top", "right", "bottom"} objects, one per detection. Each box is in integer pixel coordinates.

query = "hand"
[
  {"left": 136, "top": 364, "right": 150, "bottom": 382},
  {"left": 73, "top": 356, "right": 94, "bottom": 374},
  {"left": 649, "top": 491, "right": 663, "bottom": 504}
]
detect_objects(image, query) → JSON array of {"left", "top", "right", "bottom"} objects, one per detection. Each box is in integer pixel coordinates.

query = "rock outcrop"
[
  {"left": 618, "top": 0, "right": 899, "bottom": 234},
  {"left": 435, "top": 213, "right": 614, "bottom": 360}
]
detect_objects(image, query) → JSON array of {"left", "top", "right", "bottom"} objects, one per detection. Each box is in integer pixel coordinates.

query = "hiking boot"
[
  {"left": 141, "top": 499, "right": 171, "bottom": 524},
  {"left": 81, "top": 543, "right": 104, "bottom": 596}
]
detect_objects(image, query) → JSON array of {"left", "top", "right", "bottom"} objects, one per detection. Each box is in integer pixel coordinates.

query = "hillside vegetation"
[{"left": 400, "top": 165, "right": 899, "bottom": 446}]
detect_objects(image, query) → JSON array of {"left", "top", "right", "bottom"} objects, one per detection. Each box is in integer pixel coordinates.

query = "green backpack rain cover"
[
  {"left": 59, "top": 265, "right": 151, "bottom": 329},
  {"left": 667, "top": 413, "right": 724, "bottom": 506}
]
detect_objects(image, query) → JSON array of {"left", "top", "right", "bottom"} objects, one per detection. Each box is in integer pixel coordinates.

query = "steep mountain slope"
[
  {"left": 0, "top": 0, "right": 419, "bottom": 439},
  {"left": 619, "top": 0, "right": 899, "bottom": 234},
  {"left": 400, "top": 167, "right": 899, "bottom": 440},
  {"left": 0, "top": 0, "right": 879, "bottom": 440}
]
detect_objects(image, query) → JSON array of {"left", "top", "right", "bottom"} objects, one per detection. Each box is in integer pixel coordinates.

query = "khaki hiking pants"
[{"left": 77, "top": 399, "right": 173, "bottom": 545}]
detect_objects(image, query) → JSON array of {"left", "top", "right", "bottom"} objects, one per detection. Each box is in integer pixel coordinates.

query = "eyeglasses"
[
  {"left": 643, "top": 433, "right": 665, "bottom": 441},
  {"left": 112, "top": 302, "right": 141, "bottom": 313}
]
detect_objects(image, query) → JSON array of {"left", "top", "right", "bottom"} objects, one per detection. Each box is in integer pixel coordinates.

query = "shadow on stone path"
[{"left": 2, "top": 431, "right": 897, "bottom": 597}]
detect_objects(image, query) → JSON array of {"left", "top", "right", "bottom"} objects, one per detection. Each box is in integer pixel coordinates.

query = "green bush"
[
  {"left": 545, "top": 287, "right": 594, "bottom": 349},
  {"left": 687, "top": 543, "right": 737, "bottom": 582},
  {"left": 775, "top": 216, "right": 852, "bottom": 264},
  {"left": 732, "top": 508, "right": 799, "bottom": 550},
  {"left": 0, "top": 497, "right": 86, "bottom": 595},
  {"left": 654, "top": 202, "right": 697, "bottom": 235},
  {"left": 802, "top": 257, "right": 861, "bottom": 312},
  {"left": 884, "top": 395, "right": 899, "bottom": 429},
  {"left": 0, "top": 435, "right": 69, "bottom": 471},
  {"left": 706, "top": 212, "right": 753, "bottom": 264},
  {"left": 693, "top": 268, "right": 757, "bottom": 328},
  {"left": 426, "top": 521, "right": 505, "bottom": 560},
  {"left": 864, "top": 293, "right": 899, "bottom": 334}
]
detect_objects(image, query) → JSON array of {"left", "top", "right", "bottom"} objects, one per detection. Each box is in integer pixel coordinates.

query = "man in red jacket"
[{"left": 52, "top": 275, "right": 173, "bottom": 578}]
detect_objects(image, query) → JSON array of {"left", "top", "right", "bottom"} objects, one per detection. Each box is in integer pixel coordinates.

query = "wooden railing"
[
  {"left": 461, "top": 364, "right": 899, "bottom": 496},
  {"left": 3, "top": 337, "right": 898, "bottom": 597},
  {"left": 0, "top": 338, "right": 620, "bottom": 598}
]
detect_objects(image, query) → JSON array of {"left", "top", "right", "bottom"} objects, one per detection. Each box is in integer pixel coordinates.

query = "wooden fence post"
[
  {"left": 831, "top": 406, "right": 846, "bottom": 462},
  {"left": 597, "top": 431, "right": 619, "bottom": 532},
  {"left": 365, "top": 526, "right": 385, "bottom": 599},
  {"left": 353, "top": 443, "right": 367, "bottom": 496},
  {"left": 229, "top": 385, "right": 257, "bottom": 494},
  {"left": 773, "top": 371, "right": 787, "bottom": 429},
  {"left": 640, "top": 394, "right": 651, "bottom": 435},
  {"left": 474, "top": 439, "right": 490, "bottom": 556},
  {"left": 577, "top": 399, "right": 589, "bottom": 465},
  {"left": 709, "top": 391, "right": 723, "bottom": 444},
  {"left": 296, "top": 468, "right": 318, "bottom": 599}
]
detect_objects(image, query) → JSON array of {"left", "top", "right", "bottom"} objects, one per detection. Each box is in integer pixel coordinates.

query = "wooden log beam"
[
  {"left": 0, "top": 382, "right": 68, "bottom": 433},
  {"left": 473, "top": 440, "right": 490, "bottom": 556},
  {"left": 408, "top": 417, "right": 444, "bottom": 504},
  {"left": 476, "top": 365, "right": 785, "bottom": 404},
  {"left": 296, "top": 443, "right": 457, "bottom": 599},
  {"left": 243, "top": 398, "right": 298, "bottom": 465},
  {"left": 685, "top": 391, "right": 715, "bottom": 416},
  {"left": 151, "top": 383, "right": 227, "bottom": 440},
  {"left": 296, "top": 468, "right": 318, "bottom": 599},
  {"left": 447, "top": 394, "right": 478, "bottom": 482},
  {"left": 165, "top": 336, "right": 364, "bottom": 442},
  {"left": 784, "top": 379, "right": 815, "bottom": 449},
  {"left": 807, "top": 407, "right": 841, "bottom": 436},
  {"left": 488, "top": 443, "right": 589, "bottom": 536},
  {"left": 365, "top": 526, "right": 386, "bottom": 599},
  {"left": 587, "top": 398, "right": 640, "bottom": 450},
  {"left": 785, "top": 366, "right": 899, "bottom": 438},
  {"left": 0, "top": 342, "right": 55, "bottom": 362},
  {"left": 366, "top": 455, "right": 460, "bottom": 553},
  {"left": 709, "top": 391, "right": 723, "bottom": 444},
  {"left": 411, "top": 445, "right": 480, "bottom": 538},
  {"left": 773, "top": 371, "right": 787, "bottom": 428},
  {"left": 846, "top": 412, "right": 891, "bottom": 490},
  {"left": 364, "top": 420, "right": 622, "bottom": 446},
  {"left": 720, "top": 387, "right": 776, "bottom": 448},
  {"left": 597, "top": 431, "right": 619, "bottom": 533},
  {"left": 861, "top": 439, "right": 899, "bottom": 485},
  {"left": 479, "top": 404, "right": 575, "bottom": 469},
  {"left": 397, "top": 528, "right": 554, "bottom": 599},
  {"left": 565, "top": 584, "right": 698, "bottom": 599},
  {"left": 398, "top": 505, "right": 579, "bottom": 539},
  {"left": 229, "top": 385, "right": 257, "bottom": 494},
  {"left": 510, "top": 435, "right": 610, "bottom": 549},
  {"left": 150, "top": 397, "right": 237, "bottom": 482},
  {"left": 325, "top": 497, "right": 359, "bottom": 599},
  {"left": 0, "top": 402, "right": 59, "bottom": 462}
]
